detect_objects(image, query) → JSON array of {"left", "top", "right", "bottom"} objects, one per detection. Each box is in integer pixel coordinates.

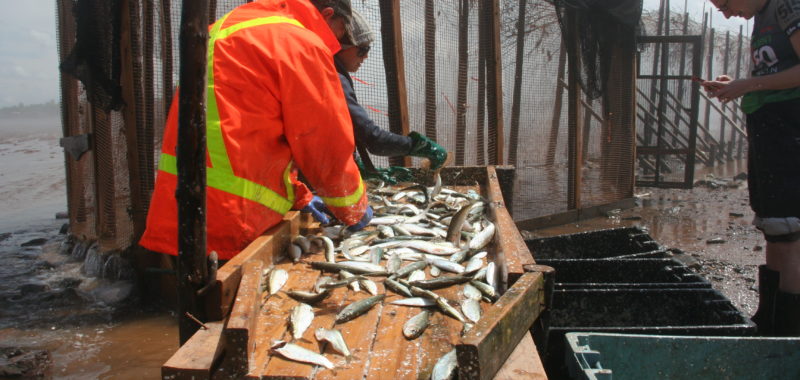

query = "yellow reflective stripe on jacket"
[
  {"left": 170, "top": 13, "right": 306, "bottom": 214},
  {"left": 319, "top": 180, "right": 365, "bottom": 208},
  {"left": 205, "top": 14, "right": 304, "bottom": 173},
  {"left": 158, "top": 153, "right": 294, "bottom": 214}
]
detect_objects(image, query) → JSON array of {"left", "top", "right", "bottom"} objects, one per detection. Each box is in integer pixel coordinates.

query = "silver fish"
[
  {"left": 387, "top": 252, "right": 402, "bottom": 273},
  {"left": 436, "top": 297, "right": 466, "bottom": 323},
  {"left": 378, "top": 225, "right": 395, "bottom": 238},
  {"left": 408, "top": 269, "right": 426, "bottom": 282},
  {"left": 312, "top": 236, "right": 336, "bottom": 263},
  {"left": 288, "top": 243, "right": 303, "bottom": 263},
  {"left": 359, "top": 278, "right": 379, "bottom": 296},
  {"left": 486, "top": 262, "right": 497, "bottom": 290},
  {"left": 269, "top": 268, "right": 288, "bottom": 295},
  {"left": 430, "top": 265, "right": 441, "bottom": 277},
  {"left": 292, "top": 235, "right": 311, "bottom": 254},
  {"left": 403, "top": 309, "right": 431, "bottom": 340},
  {"left": 462, "top": 283, "right": 482, "bottom": 300},
  {"left": 390, "top": 297, "right": 437, "bottom": 307},
  {"left": 469, "top": 279, "right": 497, "bottom": 300},
  {"left": 385, "top": 277, "right": 413, "bottom": 297},
  {"left": 449, "top": 248, "right": 470, "bottom": 264},
  {"left": 394, "top": 261, "right": 428, "bottom": 279},
  {"left": 286, "top": 289, "right": 331, "bottom": 305},
  {"left": 468, "top": 221, "right": 495, "bottom": 250},
  {"left": 336, "top": 294, "right": 385, "bottom": 323},
  {"left": 370, "top": 246, "right": 384, "bottom": 265},
  {"left": 340, "top": 270, "right": 361, "bottom": 292},
  {"left": 470, "top": 251, "right": 488, "bottom": 260},
  {"left": 461, "top": 298, "right": 481, "bottom": 323},
  {"left": 431, "top": 349, "right": 457, "bottom": 380},
  {"left": 290, "top": 303, "right": 314, "bottom": 340},
  {"left": 271, "top": 340, "right": 334, "bottom": 369},
  {"left": 464, "top": 257, "right": 484, "bottom": 273},
  {"left": 408, "top": 275, "right": 471, "bottom": 290},
  {"left": 446, "top": 201, "right": 476, "bottom": 246},
  {"left": 314, "top": 276, "right": 333, "bottom": 293},
  {"left": 310, "top": 261, "right": 388, "bottom": 276},
  {"left": 429, "top": 258, "right": 465, "bottom": 274},
  {"left": 315, "top": 328, "right": 351, "bottom": 358}
]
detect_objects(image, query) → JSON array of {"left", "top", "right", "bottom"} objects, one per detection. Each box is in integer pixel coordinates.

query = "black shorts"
[{"left": 745, "top": 98, "right": 800, "bottom": 219}]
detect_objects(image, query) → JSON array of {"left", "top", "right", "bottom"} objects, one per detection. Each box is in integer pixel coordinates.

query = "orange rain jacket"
[{"left": 139, "top": 0, "right": 367, "bottom": 260}]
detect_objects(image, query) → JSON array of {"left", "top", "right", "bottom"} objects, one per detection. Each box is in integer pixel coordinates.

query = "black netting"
[
  {"left": 551, "top": 0, "right": 642, "bottom": 101},
  {"left": 59, "top": 0, "right": 124, "bottom": 112}
]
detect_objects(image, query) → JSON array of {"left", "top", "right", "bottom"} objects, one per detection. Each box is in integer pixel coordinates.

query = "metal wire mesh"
[{"left": 57, "top": 0, "right": 648, "bottom": 251}]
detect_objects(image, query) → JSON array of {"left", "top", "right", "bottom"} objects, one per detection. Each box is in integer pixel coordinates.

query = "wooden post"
[
  {"left": 704, "top": 27, "right": 716, "bottom": 166},
  {"left": 721, "top": 30, "right": 731, "bottom": 161},
  {"left": 673, "top": 12, "right": 690, "bottom": 146},
  {"left": 487, "top": 0, "right": 505, "bottom": 165},
  {"left": 161, "top": 0, "right": 174, "bottom": 116},
  {"left": 566, "top": 9, "right": 582, "bottom": 210},
  {"left": 508, "top": 0, "right": 527, "bottom": 167},
  {"left": 654, "top": 5, "right": 671, "bottom": 186},
  {"left": 380, "top": 0, "right": 411, "bottom": 167},
  {"left": 546, "top": 41, "right": 566, "bottom": 166},
  {"left": 455, "top": 0, "right": 469, "bottom": 165},
  {"left": 120, "top": 0, "right": 147, "bottom": 240},
  {"left": 424, "top": 0, "right": 436, "bottom": 143},
  {"left": 476, "top": 0, "right": 487, "bottom": 166},
  {"left": 176, "top": 0, "right": 209, "bottom": 345}
]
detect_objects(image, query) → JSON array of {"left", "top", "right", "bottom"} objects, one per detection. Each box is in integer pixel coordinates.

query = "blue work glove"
[
  {"left": 301, "top": 196, "right": 331, "bottom": 224},
  {"left": 347, "top": 205, "right": 373, "bottom": 232}
]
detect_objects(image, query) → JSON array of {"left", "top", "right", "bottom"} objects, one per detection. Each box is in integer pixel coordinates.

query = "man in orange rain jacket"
[{"left": 139, "top": 0, "right": 371, "bottom": 260}]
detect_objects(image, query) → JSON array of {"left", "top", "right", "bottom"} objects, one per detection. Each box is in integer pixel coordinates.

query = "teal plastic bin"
[{"left": 566, "top": 332, "right": 800, "bottom": 380}]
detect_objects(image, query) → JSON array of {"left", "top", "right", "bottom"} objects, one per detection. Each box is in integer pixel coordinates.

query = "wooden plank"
[
  {"left": 246, "top": 254, "right": 323, "bottom": 378},
  {"left": 315, "top": 283, "right": 385, "bottom": 380},
  {"left": 457, "top": 271, "right": 545, "bottom": 380},
  {"left": 261, "top": 260, "right": 359, "bottom": 379},
  {"left": 205, "top": 212, "right": 298, "bottom": 320},
  {"left": 492, "top": 332, "right": 547, "bottom": 380},
  {"left": 162, "top": 321, "right": 225, "bottom": 380},
  {"left": 486, "top": 166, "right": 533, "bottom": 284},
  {"left": 224, "top": 260, "right": 265, "bottom": 377},
  {"left": 417, "top": 269, "right": 467, "bottom": 380},
  {"left": 361, "top": 286, "right": 422, "bottom": 379}
]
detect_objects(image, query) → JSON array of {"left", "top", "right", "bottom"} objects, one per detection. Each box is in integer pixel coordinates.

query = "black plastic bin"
[
  {"left": 536, "top": 258, "right": 712, "bottom": 289},
  {"left": 526, "top": 227, "right": 663, "bottom": 259},
  {"left": 535, "top": 288, "right": 756, "bottom": 378}
]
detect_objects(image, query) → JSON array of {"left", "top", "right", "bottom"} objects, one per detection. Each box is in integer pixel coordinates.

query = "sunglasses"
[{"left": 355, "top": 45, "right": 371, "bottom": 57}]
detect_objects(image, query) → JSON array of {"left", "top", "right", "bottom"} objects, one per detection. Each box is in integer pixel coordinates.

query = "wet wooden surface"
[{"left": 164, "top": 166, "right": 548, "bottom": 379}]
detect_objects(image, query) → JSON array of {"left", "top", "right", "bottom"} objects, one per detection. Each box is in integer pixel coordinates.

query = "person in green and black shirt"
[{"left": 705, "top": 0, "right": 800, "bottom": 336}]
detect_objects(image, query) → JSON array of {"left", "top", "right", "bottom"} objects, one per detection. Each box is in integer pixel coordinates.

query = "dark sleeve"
[{"left": 338, "top": 73, "right": 413, "bottom": 157}]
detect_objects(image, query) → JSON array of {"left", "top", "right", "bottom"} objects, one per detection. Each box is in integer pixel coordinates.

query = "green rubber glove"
[
  {"left": 408, "top": 131, "right": 448, "bottom": 170},
  {"left": 355, "top": 157, "right": 412, "bottom": 184}
]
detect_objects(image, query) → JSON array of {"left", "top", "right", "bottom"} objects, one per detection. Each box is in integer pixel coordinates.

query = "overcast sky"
[
  {"left": 0, "top": 1, "right": 59, "bottom": 108},
  {"left": 0, "top": 1, "right": 748, "bottom": 110}
]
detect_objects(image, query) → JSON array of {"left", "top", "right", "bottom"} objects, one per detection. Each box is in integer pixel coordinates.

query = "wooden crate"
[{"left": 162, "top": 166, "right": 548, "bottom": 379}]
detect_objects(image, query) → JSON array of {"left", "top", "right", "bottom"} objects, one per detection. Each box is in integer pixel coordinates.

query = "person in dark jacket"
[{"left": 334, "top": 10, "right": 447, "bottom": 184}]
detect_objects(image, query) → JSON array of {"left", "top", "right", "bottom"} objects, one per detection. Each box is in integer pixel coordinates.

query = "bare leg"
[{"left": 767, "top": 240, "right": 800, "bottom": 293}]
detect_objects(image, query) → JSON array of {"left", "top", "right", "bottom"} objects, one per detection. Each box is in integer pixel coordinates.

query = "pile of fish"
[{"left": 260, "top": 178, "right": 500, "bottom": 379}]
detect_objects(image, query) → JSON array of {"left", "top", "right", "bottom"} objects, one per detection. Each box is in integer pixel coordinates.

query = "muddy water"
[{"left": 0, "top": 221, "right": 178, "bottom": 379}]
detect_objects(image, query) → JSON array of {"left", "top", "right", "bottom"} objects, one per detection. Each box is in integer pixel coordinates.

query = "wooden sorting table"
[{"left": 163, "top": 166, "right": 550, "bottom": 380}]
